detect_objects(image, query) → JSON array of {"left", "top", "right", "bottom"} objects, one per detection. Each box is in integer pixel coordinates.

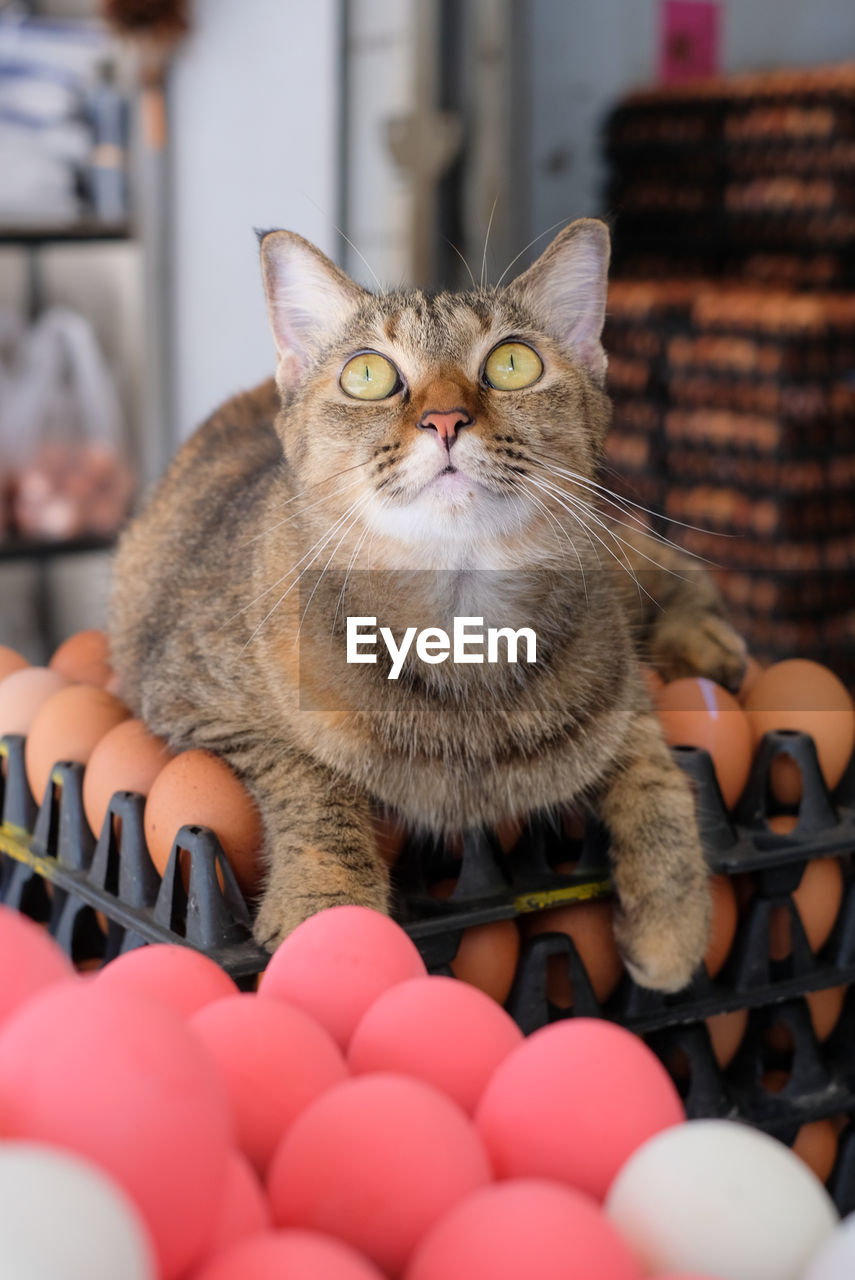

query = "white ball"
[
  {"left": 803, "top": 1212, "right": 855, "bottom": 1280},
  {"left": 605, "top": 1119, "right": 838, "bottom": 1280},
  {"left": 0, "top": 1143, "right": 156, "bottom": 1280}
]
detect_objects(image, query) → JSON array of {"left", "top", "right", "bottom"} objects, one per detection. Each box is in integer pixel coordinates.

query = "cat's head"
[{"left": 259, "top": 220, "right": 611, "bottom": 571}]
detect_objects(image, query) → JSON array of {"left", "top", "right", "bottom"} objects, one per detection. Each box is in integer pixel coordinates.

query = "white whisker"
[
  {"left": 444, "top": 238, "right": 477, "bottom": 290},
  {"left": 481, "top": 196, "right": 498, "bottom": 290},
  {"left": 297, "top": 492, "right": 377, "bottom": 639},
  {"left": 231, "top": 492, "right": 372, "bottom": 642},
  {"left": 518, "top": 479, "right": 588, "bottom": 603},
  {"left": 300, "top": 191, "right": 383, "bottom": 291},
  {"left": 242, "top": 475, "right": 365, "bottom": 545},
  {"left": 494, "top": 216, "right": 577, "bottom": 290}
]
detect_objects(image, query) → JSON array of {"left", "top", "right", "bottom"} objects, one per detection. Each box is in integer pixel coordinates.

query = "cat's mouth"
[{"left": 425, "top": 464, "right": 480, "bottom": 497}]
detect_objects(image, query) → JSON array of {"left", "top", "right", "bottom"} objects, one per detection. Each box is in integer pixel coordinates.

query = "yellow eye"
[
  {"left": 484, "top": 342, "right": 543, "bottom": 391},
  {"left": 340, "top": 352, "right": 400, "bottom": 400}
]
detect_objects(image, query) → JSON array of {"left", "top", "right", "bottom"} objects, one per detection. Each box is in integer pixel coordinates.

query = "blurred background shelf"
[
  {"left": 0, "top": 534, "right": 115, "bottom": 562},
  {"left": 0, "top": 222, "right": 132, "bottom": 245}
]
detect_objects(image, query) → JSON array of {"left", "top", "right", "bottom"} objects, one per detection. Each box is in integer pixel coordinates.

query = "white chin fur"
[{"left": 364, "top": 484, "right": 533, "bottom": 568}]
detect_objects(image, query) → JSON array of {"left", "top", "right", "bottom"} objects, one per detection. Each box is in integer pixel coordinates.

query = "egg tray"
[
  {"left": 407, "top": 731, "right": 855, "bottom": 1036},
  {"left": 647, "top": 996, "right": 855, "bottom": 1214},
  {"left": 2, "top": 727, "right": 855, "bottom": 1009},
  {"left": 0, "top": 736, "right": 268, "bottom": 985},
  {"left": 0, "top": 729, "right": 853, "bottom": 993},
  {"left": 4, "top": 729, "right": 855, "bottom": 1203}
]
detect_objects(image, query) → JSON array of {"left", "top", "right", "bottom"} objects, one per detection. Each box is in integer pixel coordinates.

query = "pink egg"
[
  {"left": 0, "top": 982, "right": 232, "bottom": 1280},
  {"left": 0, "top": 904, "right": 76, "bottom": 1026},
  {"left": 267, "top": 1073, "right": 492, "bottom": 1275},
  {"left": 475, "top": 1018, "right": 684, "bottom": 1202},
  {"left": 190, "top": 993, "right": 348, "bottom": 1175},
  {"left": 348, "top": 974, "right": 523, "bottom": 1115},
  {"left": 189, "top": 1229, "right": 387, "bottom": 1280},
  {"left": 405, "top": 1179, "right": 642, "bottom": 1280},
  {"left": 201, "top": 1152, "right": 272, "bottom": 1261},
  {"left": 94, "top": 943, "right": 239, "bottom": 1019},
  {"left": 258, "top": 906, "right": 427, "bottom": 1049}
]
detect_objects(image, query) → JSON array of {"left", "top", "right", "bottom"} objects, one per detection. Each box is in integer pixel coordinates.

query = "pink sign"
[{"left": 660, "top": 0, "right": 721, "bottom": 84}]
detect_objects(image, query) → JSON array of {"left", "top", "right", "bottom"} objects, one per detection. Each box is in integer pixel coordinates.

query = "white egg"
[
  {"left": 802, "top": 1212, "right": 855, "bottom": 1280},
  {"left": 0, "top": 1143, "right": 155, "bottom": 1279},
  {"left": 605, "top": 1119, "right": 838, "bottom": 1280}
]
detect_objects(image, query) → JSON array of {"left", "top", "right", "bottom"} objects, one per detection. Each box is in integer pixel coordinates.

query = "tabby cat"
[{"left": 109, "top": 219, "right": 746, "bottom": 991}]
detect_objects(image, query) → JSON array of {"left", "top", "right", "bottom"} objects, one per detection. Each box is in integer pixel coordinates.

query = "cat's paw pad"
[
  {"left": 613, "top": 879, "right": 711, "bottom": 993},
  {"left": 653, "top": 614, "right": 748, "bottom": 694}
]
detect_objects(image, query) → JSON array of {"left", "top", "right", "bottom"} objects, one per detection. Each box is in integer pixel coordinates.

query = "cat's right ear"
[{"left": 259, "top": 230, "right": 367, "bottom": 387}]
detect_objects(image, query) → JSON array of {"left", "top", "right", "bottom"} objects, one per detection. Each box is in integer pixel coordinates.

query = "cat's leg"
[
  {"left": 609, "top": 523, "right": 747, "bottom": 691},
  {"left": 243, "top": 750, "right": 390, "bottom": 951},
  {"left": 596, "top": 709, "right": 711, "bottom": 992}
]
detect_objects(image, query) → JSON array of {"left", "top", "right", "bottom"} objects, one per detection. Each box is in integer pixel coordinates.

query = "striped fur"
[{"left": 109, "top": 221, "right": 745, "bottom": 989}]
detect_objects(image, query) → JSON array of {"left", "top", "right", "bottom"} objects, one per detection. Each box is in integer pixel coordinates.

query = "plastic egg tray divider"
[{"left": 2, "top": 729, "right": 855, "bottom": 1205}]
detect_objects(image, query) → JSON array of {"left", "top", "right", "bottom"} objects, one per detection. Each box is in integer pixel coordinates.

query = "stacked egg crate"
[
  {"left": 605, "top": 63, "right": 855, "bottom": 288},
  {"left": 2, "top": 724, "right": 855, "bottom": 1209},
  {"left": 603, "top": 278, "right": 855, "bottom": 682},
  {"left": 604, "top": 65, "right": 855, "bottom": 682}
]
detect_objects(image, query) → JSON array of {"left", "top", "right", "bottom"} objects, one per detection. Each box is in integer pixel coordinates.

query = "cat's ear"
[
  {"left": 507, "top": 219, "right": 610, "bottom": 385},
  {"left": 259, "top": 230, "right": 368, "bottom": 386}
]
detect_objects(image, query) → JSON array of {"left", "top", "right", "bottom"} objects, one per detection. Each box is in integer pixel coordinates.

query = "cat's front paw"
[
  {"left": 613, "top": 872, "right": 712, "bottom": 993},
  {"left": 652, "top": 613, "right": 748, "bottom": 694},
  {"left": 252, "top": 865, "right": 392, "bottom": 953}
]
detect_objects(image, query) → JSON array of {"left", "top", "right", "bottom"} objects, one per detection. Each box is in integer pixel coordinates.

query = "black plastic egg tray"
[{"left": 2, "top": 726, "right": 855, "bottom": 1209}]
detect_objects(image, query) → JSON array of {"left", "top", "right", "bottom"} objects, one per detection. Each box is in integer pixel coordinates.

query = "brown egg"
[
  {"left": 731, "top": 871, "right": 756, "bottom": 916},
  {"left": 449, "top": 919, "right": 520, "bottom": 1005},
  {"left": 82, "top": 718, "right": 175, "bottom": 838},
  {"left": 792, "top": 1119, "right": 838, "bottom": 1184},
  {"left": 705, "top": 874, "right": 739, "bottom": 978},
  {"left": 807, "top": 984, "right": 847, "bottom": 1040},
  {"left": 654, "top": 677, "right": 754, "bottom": 809},
  {"left": 640, "top": 663, "right": 665, "bottom": 699},
  {"left": 767, "top": 849, "right": 843, "bottom": 961},
  {"left": 0, "top": 645, "right": 30, "bottom": 681},
  {"left": 143, "top": 749, "right": 264, "bottom": 899},
  {"left": 495, "top": 815, "right": 524, "bottom": 854},
  {"left": 762, "top": 1069, "right": 790, "bottom": 1093},
  {"left": 764, "top": 985, "right": 847, "bottom": 1056},
  {"left": 0, "top": 667, "right": 70, "bottom": 738},
  {"left": 523, "top": 898, "right": 624, "bottom": 1005},
  {"left": 49, "top": 628, "right": 114, "bottom": 688},
  {"left": 25, "top": 685, "right": 131, "bottom": 805},
  {"left": 706, "top": 1006, "right": 748, "bottom": 1068},
  {"left": 738, "top": 655, "right": 764, "bottom": 704},
  {"left": 743, "top": 659, "right": 855, "bottom": 804}
]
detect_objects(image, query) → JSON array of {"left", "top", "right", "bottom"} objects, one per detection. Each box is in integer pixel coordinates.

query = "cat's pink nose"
[{"left": 418, "top": 408, "right": 474, "bottom": 449}]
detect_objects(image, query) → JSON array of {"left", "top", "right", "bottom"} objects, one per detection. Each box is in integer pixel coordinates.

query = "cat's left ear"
[
  {"left": 259, "top": 230, "right": 368, "bottom": 387},
  {"left": 507, "top": 218, "right": 610, "bottom": 385}
]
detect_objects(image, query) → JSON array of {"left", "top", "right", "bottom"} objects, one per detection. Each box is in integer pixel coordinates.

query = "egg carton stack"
[
  {"left": 600, "top": 280, "right": 697, "bottom": 514},
  {"left": 602, "top": 279, "right": 855, "bottom": 681},
  {"left": 663, "top": 284, "right": 855, "bottom": 677},
  {"left": 605, "top": 63, "right": 855, "bottom": 287},
  {"left": 3, "top": 714, "right": 855, "bottom": 1211}
]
